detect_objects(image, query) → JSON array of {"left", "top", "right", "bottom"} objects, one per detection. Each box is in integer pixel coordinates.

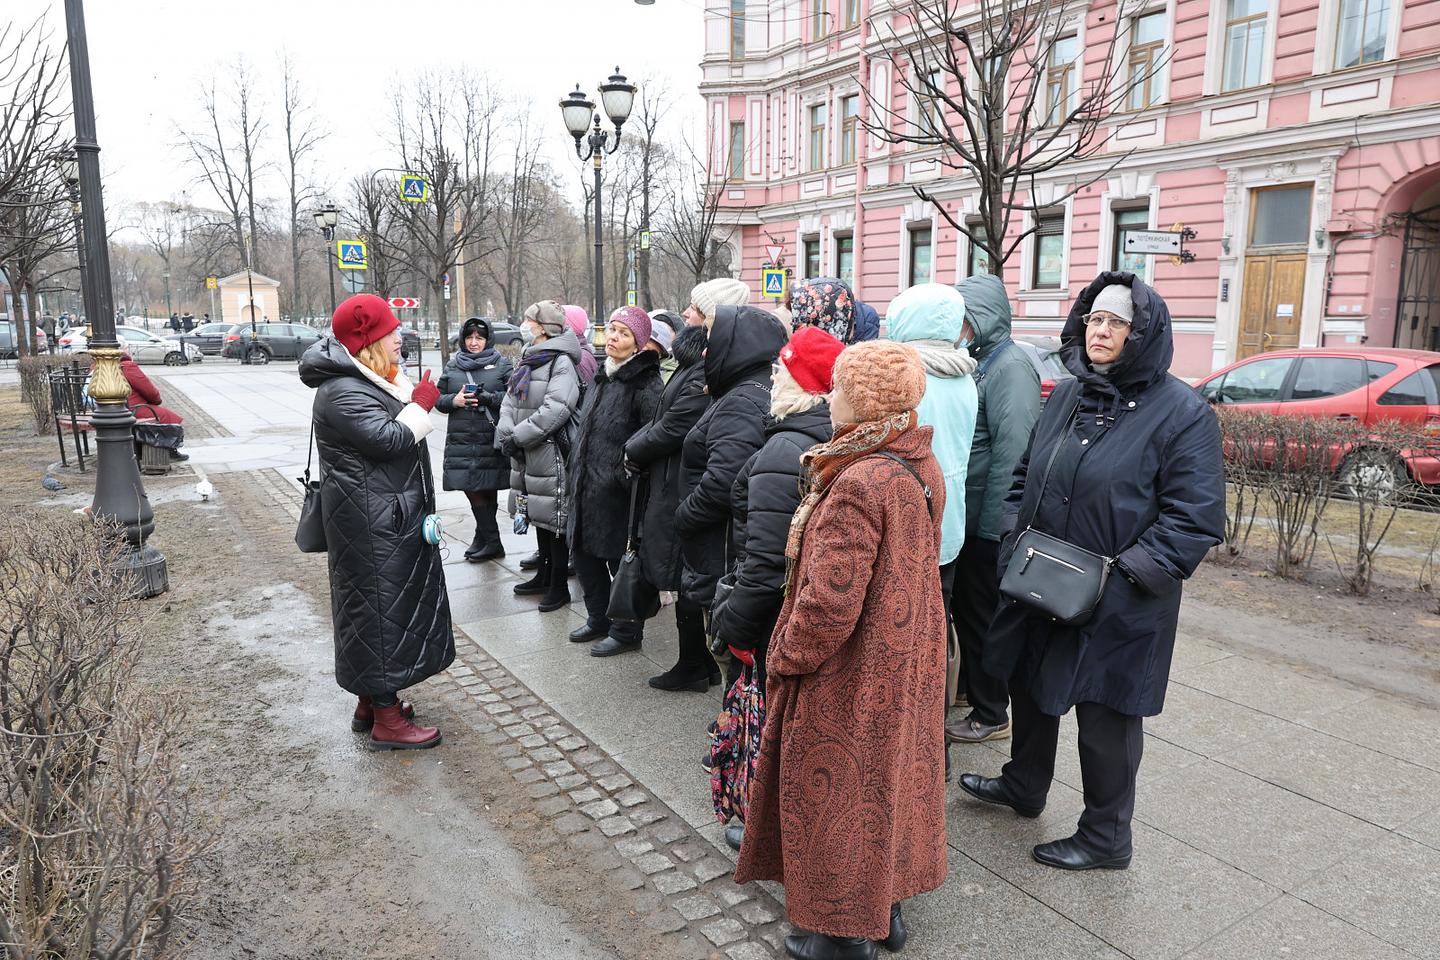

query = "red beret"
[{"left": 331, "top": 294, "right": 401, "bottom": 356}]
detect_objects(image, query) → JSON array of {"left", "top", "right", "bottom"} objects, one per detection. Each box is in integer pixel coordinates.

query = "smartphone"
[{"left": 462, "top": 384, "right": 478, "bottom": 395}]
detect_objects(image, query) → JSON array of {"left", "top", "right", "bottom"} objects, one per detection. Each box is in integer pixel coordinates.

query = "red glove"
[
  {"left": 411, "top": 369, "right": 440, "bottom": 412},
  {"left": 728, "top": 645, "right": 754, "bottom": 667}
]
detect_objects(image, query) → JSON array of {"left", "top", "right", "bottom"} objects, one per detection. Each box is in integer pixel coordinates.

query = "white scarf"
[
  {"left": 346, "top": 352, "right": 432, "bottom": 442},
  {"left": 909, "top": 339, "right": 979, "bottom": 379},
  {"left": 604, "top": 351, "right": 638, "bottom": 379}
]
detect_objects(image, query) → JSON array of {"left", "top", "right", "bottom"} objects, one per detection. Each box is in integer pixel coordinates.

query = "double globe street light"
[{"left": 559, "top": 68, "right": 636, "bottom": 323}]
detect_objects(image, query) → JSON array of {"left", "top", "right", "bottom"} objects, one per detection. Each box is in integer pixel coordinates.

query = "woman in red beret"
[{"left": 298, "top": 294, "right": 452, "bottom": 750}]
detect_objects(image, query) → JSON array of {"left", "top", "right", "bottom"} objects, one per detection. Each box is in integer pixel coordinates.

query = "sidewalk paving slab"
[{"left": 1294, "top": 832, "right": 1440, "bottom": 957}]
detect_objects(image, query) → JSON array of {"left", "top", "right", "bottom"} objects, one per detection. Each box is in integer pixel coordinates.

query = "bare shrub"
[
  {"left": 1215, "top": 409, "right": 1267, "bottom": 560},
  {"left": 1260, "top": 414, "right": 1338, "bottom": 578},
  {"left": 0, "top": 511, "right": 203, "bottom": 957},
  {"left": 1326, "top": 420, "right": 1427, "bottom": 595},
  {"left": 15, "top": 354, "right": 88, "bottom": 433}
]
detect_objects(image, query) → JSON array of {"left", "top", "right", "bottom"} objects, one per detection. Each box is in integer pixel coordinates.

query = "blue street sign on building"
[
  {"left": 762, "top": 268, "right": 787, "bottom": 300},
  {"left": 400, "top": 175, "right": 430, "bottom": 203},
  {"left": 336, "top": 240, "right": 368, "bottom": 270}
]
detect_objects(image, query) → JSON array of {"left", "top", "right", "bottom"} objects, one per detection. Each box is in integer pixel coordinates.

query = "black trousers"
[
  {"left": 1001, "top": 681, "right": 1144, "bottom": 857},
  {"left": 674, "top": 596, "right": 716, "bottom": 675},
  {"left": 951, "top": 536, "right": 1009, "bottom": 726},
  {"left": 534, "top": 528, "right": 571, "bottom": 602},
  {"left": 463, "top": 489, "right": 501, "bottom": 551},
  {"left": 573, "top": 548, "right": 642, "bottom": 642}
]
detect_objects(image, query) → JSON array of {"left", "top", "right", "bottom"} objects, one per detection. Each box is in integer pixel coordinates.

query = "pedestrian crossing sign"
[
  {"left": 627, "top": 290, "right": 637, "bottom": 307},
  {"left": 762, "top": 268, "right": 786, "bottom": 300},
  {"left": 400, "top": 175, "right": 430, "bottom": 203},
  {"left": 336, "top": 240, "right": 368, "bottom": 270}
]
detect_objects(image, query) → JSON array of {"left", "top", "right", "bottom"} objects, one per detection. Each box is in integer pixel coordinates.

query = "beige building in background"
[{"left": 216, "top": 271, "right": 281, "bottom": 325}]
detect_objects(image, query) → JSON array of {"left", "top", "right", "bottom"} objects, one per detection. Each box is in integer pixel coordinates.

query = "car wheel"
[
  {"left": 163, "top": 351, "right": 185, "bottom": 366},
  {"left": 247, "top": 348, "right": 270, "bottom": 365},
  {"left": 1336, "top": 448, "right": 1409, "bottom": 503}
]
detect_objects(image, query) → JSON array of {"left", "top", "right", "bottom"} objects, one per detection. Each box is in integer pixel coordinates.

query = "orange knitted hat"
[{"left": 832, "top": 340, "right": 926, "bottom": 421}]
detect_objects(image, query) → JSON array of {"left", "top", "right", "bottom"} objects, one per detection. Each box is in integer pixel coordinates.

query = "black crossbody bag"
[
  {"left": 295, "top": 421, "right": 327, "bottom": 553},
  {"left": 998, "top": 398, "right": 1113, "bottom": 626}
]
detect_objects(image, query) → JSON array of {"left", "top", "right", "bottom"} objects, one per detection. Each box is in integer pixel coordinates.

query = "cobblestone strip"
[
  {"left": 240, "top": 464, "right": 790, "bottom": 958},
  {"left": 438, "top": 631, "right": 790, "bottom": 959}
]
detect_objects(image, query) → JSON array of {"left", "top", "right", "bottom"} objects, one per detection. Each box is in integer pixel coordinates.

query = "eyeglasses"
[{"left": 1083, "top": 313, "right": 1132, "bottom": 331}]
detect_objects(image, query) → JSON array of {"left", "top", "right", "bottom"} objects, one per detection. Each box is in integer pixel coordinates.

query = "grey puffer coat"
[
  {"left": 436, "top": 350, "right": 513, "bottom": 491},
  {"left": 496, "top": 328, "right": 583, "bottom": 534},
  {"left": 298, "top": 337, "right": 455, "bottom": 696}
]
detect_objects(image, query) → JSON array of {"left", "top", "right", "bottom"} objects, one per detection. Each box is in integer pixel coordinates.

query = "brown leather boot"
[
  {"left": 368, "top": 704, "right": 441, "bottom": 750},
  {"left": 351, "top": 695, "right": 414, "bottom": 732}
]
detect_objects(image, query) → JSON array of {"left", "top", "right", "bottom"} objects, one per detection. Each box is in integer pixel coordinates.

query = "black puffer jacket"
[
  {"left": 436, "top": 349, "right": 513, "bottom": 491},
  {"left": 567, "top": 349, "right": 663, "bottom": 559},
  {"left": 624, "top": 326, "right": 711, "bottom": 590},
  {"left": 675, "top": 305, "right": 789, "bottom": 603},
  {"left": 712, "top": 402, "right": 833, "bottom": 653},
  {"left": 298, "top": 337, "right": 455, "bottom": 696}
]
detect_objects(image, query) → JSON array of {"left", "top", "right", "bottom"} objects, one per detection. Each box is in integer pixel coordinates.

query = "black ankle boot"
[
  {"left": 881, "top": 903, "right": 906, "bottom": 952},
  {"left": 648, "top": 663, "right": 710, "bottom": 692},
  {"left": 784, "top": 932, "right": 876, "bottom": 960},
  {"left": 519, "top": 549, "right": 541, "bottom": 570}
]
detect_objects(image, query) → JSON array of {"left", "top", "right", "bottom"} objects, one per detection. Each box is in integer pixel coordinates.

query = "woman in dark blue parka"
[{"left": 957, "top": 272, "right": 1224, "bottom": 872}]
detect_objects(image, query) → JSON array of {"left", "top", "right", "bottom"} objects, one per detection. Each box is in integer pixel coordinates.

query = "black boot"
[
  {"left": 880, "top": 904, "right": 906, "bottom": 953},
  {"left": 538, "top": 533, "right": 572, "bottom": 612},
  {"left": 519, "top": 549, "right": 542, "bottom": 570},
  {"left": 514, "top": 550, "right": 551, "bottom": 595},
  {"left": 784, "top": 933, "right": 876, "bottom": 960},
  {"left": 648, "top": 664, "right": 710, "bottom": 691}
]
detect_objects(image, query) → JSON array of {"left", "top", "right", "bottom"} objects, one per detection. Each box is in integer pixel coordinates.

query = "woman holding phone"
[{"left": 437, "top": 317, "right": 514, "bottom": 561}]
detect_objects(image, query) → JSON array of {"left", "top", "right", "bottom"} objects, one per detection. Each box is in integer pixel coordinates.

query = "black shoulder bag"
[
  {"left": 998, "top": 398, "right": 1112, "bottom": 626},
  {"left": 295, "top": 421, "right": 327, "bottom": 553},
  {"left": 607, "top": 480, "right": 661, "bottom": 622}
]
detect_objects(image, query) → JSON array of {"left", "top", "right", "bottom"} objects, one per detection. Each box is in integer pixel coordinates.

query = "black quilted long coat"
[{"left": 299, "top": 338, "right": 455, "bottom": 696}]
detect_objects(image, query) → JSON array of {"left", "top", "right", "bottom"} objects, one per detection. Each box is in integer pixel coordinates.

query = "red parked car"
[{"left": 1194, "top": 347, "right": 1440, "bottom": 492}]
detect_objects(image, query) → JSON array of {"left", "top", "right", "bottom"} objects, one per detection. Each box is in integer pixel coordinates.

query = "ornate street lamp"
[
  {"left": 63, "top": 0, "right": 167, "bottom": 596},
  {"left": 560, "top": 68, "right": 636, "bottom": 321},
  {"left": 312, "top": 203, "right": 341, "bottom": 319}
]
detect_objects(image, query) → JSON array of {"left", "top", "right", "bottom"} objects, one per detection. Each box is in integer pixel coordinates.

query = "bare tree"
[
  {"left": 346, "top": 172, "right": 402, "bottom": 302},
  {"left": 387, "top": 71, "right": 500, "bottom": 363},
  {"left": 867, "top": 0, "right": 1166, "bottom": 273},
  {"left": 279, "top": 55, "right": 326, "bottom": 319},
  {"left": 179, "top": 62, "right": 268, "bottom": 280},
  {"left": 484, "top": 107, "right": 560, "bottom": 319},
  {"left": 628, "top": 83, "right": 672, "bottom": 309},
  {"left": 657, "top": 138, "right": 739, "bottom": 292}
]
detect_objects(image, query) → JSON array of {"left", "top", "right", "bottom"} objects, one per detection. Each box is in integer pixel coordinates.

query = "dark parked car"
[
  {"left": 164, "top": 322, "right": 235, "bottom": 356},
  {"left": 1013, "top": 335, "right": 1073, "bottom": 406},
  {"left": 221, "top": 322, "right": 323, "bottom": 363},
  {"left": 1, "top": 321, "right": 49, "bottom": 358}
]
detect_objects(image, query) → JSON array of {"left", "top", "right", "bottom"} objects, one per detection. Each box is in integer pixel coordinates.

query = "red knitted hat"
[
  {"left": 331, "top": 294, "right": 401, "bottom": 356},
  {"left": 778, "top": 325, "right": 846, "bottom": 395}
]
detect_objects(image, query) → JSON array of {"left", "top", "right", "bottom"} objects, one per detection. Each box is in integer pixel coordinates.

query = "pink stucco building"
[{"left": 700, "top": 0, "right": 1440, "bottom": 377}]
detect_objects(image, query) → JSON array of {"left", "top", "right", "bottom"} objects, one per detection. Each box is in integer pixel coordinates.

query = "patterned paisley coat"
[{"left": 734, "top": 426, "right": 949, "bottom": 940}]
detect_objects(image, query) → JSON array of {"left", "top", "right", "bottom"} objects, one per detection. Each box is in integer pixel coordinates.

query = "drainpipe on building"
[
  {"left": 854, "top": 0, "right": 871, "bottom": 299},
  {"left": 1321, "top": 230, "right": 1385, "bottom": 340}
]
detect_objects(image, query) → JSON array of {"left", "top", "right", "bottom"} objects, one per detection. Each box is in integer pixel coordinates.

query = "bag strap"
[
  {"left": 303, "top": 420, "right": 316, "bottom": 484},
  {"left": 624, "top": 478, "right": 646, "bottom": 551},
  {"left": 974, "top": 338, "right": 1011, "bottom": 382},
  {"left": 1021, "top": 393, "right": 1082, "bottom": 533},
  {"left": 868, "top": 451, "right": 935, "bottom": 521}
]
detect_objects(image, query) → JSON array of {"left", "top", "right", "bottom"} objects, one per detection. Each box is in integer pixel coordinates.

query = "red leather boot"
[
  {"left": 368, "top": 704, "right": 441, "bottom": 750},
  {"left": 351, "top": 695, "right": 414, "bottom": 732}
]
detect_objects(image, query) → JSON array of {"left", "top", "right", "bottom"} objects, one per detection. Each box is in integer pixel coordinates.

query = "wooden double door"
[{"left": 1238, "top": 254, "right": 1306, "bottom": 360}]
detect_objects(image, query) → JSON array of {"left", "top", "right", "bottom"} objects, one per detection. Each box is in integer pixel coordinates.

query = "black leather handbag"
[
  {"left": 999, "top": 400, "right": 1112, "bottom": 626},
  {"left": 295, "top": 422, "right": 327, "bottom": 554},
  {"left": 606, "top": 481, "right": 660, "bottom": 623}
]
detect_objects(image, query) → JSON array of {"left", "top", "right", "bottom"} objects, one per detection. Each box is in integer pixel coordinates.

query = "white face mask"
[{"left": 520, "top": 324, "right": 536, "bottom": 345}]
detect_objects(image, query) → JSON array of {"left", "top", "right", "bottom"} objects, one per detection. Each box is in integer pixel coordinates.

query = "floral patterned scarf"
[{"left": 783, "top": 408, "right": 916, "bottom": 590}]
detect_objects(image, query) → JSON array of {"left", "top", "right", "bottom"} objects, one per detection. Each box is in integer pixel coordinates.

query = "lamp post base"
[{"left": 120, "top": 542, "right": 170, "bottom": 599}]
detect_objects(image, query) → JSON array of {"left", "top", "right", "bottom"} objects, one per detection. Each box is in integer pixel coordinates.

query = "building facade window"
[
  {"left": 915, "top": 69, "right": 945, "bottom": 137},
  {"left": 966, "top": 219, "right": 991, "bottom": 277},
  {"left": 1113, "top": 204, "right": 1151, "bottom": 274},
  {"left": 1250, "top": 184, "right": 1313, "bottom": 247},
  {"left": 1045, "top": 33, "right": 1079, "bottom": 125},
  {"left": 808, "top": 103, "right": 828, "bottom": 170},
  {"left": 843, "top": 0, "right": 860, "bottom": 28},
  {"left": 907, "top": 226, "right": 933, "bottom": 288},
  {"left": 1031, "top": 209, "right": 1066, "bottom": 289},
  {"left": 1222, "top": 0, "right": 1268, "bottom": 92},
  {"left": 1335, "top": 0, "right": 1391, "bottom": 69},
  {"left": 728, "top": 122, "right": 745, "bottom": 181},
  {"left": 803, "top": 238, "right": 821, "bottom": 278},
  {"left": 839, "top": 95, "right": 859, "bottom": 164},
  {"left": 835, "top": 233, "right": 855, "bottom": 287},
  {"left": 730, "top": 0, "right": 746, "bottom": 59},
  {"left": 1127, "top": 11, "right": 1166, "bottom": 110},
  {"left": 811, "top": 1, "right": 828, "bottom": 40}
]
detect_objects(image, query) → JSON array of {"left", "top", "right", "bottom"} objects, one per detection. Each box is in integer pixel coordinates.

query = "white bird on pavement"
[{"left": 195, "top": 479, "right": 214, "bottom": 501}]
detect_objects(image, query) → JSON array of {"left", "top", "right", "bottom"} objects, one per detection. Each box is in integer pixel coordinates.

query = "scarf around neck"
[
  {"left": 507, "top": 348, "right": 562, "bottom": 398},
  {"left": 783, "top": 408, "right": 917, "bottom": 589},
  {"left": 910, "top": 339, "right": 979, "bottom": 379},
  {"left": 455, "top": 347, "right": 498, "bottom": 372}
]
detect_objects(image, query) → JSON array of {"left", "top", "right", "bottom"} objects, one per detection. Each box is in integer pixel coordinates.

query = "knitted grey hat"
[{"left": 1090, "top": 284, "right": 1135, "bottom": 324}]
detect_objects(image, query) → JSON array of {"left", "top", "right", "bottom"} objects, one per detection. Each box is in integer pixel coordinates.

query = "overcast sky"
[{"left": 11, "top": 0, "right": 706, "bottom": 214}]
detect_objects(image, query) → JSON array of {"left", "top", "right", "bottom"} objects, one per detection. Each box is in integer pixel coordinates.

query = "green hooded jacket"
[{"left": 955, "top": 274, "right": 1040, "bottom": 542}]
